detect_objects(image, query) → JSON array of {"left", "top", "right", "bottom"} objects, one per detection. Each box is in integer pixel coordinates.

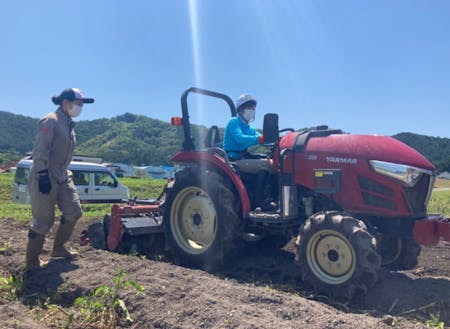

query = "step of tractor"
[
  {"left": 246, "top": 211, "right": 281, "bottom": 223},
  {"left": 121, "top": 216, "right": 164, "bottom": 236}
]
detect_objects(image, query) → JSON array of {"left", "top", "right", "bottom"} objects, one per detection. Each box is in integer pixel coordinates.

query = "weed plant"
[
  {"left": 425, "top": 313, "right": 444, "bottom": 329},
  {"left": 72, "top": 269, "right": 144, "bottom": 329},
  {"left": 0, "top": 273, "right": 23, "bottom": 301}
]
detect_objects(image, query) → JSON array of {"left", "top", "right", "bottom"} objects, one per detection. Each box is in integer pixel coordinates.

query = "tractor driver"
[
  {"left": 25, "top": 88, "right": 95, "bottom": 272},
  {"left": 223, "top": 93, "right": 275, "bottom": 211}
]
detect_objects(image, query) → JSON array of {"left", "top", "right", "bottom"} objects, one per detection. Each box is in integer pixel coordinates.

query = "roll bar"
[{"left": 180, "top": 87, "right": 236, "bottom": 151}]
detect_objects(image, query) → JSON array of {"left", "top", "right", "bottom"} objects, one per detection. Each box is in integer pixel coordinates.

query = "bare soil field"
[{"left": 1, "top": 217, "right": 449, "bottom": 329}]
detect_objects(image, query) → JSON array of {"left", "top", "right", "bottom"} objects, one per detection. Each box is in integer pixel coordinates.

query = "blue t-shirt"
[{"left": 223, "top": 116, "right": 260, "bottom": 158}]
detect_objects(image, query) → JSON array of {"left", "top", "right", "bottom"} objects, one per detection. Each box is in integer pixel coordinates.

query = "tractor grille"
[
  {"left": 359, "top": 176, "right": 397, "bottom": 210},
  {"left": 362, "top": 192, "right": 397, "bottom": 210},
  {"left": 358, "top": 176, "right": 394, "bottom": 197},
  {"left": 403, "top": 173, "right": 433, "bottom": 214}
]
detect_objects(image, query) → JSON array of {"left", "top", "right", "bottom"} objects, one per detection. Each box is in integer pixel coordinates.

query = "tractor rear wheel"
[
  {"left": 295, "top": 211, "right": 381, "bottom": 300},
  {"left": 163, "top": 168, "right": 241, "bottom": 271},
  {"left": 378, "top": 236, "right": 421, "bottom": 270}
]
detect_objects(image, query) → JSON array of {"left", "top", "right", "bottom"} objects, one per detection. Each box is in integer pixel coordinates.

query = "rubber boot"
[
  {"left": 25, "top": 230, "right": 45, "bottom": 271},
  {"left": 51, "top": 218, "right": 78, "bottom": 259}
]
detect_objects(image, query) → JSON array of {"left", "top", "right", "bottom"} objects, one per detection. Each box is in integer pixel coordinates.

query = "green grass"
[
  {"left": 0, "top": 203, "right": 33, "bottom": 221},
  {"left": 428, "top": 190, "right": 450, "bottom": 217},
  {"left": 0, "top": 172, "right": 14, "bottom": 203},
  {"left": 1, "top": 171, "right": 449, "bottom": 220},
  {"left": 0, "top": 172, "right": 167, "bottom": 220},
  {"left": 119, "top": 177, "right": 167, "bottom": 200}
]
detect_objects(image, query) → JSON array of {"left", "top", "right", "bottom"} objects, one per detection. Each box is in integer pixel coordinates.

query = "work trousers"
[
  {"left": 234, "top": 158, "right": 274, "bottom": 174},
  {"left": 29, "top": 172, "right": 82, "bottom": 235}
]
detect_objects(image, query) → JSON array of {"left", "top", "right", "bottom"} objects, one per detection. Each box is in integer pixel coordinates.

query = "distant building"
[
  {"left": 135, "top": 165, "right": 176, "bottom": 179},
  {"left": 437, "top": 171, "right": 450, "bottom": 180},
  {"left": 103, "top": 163, "right": 177, "bottom": 179},
  {"left": 103, "top": 163, "right": 137, "bottom": 177}
]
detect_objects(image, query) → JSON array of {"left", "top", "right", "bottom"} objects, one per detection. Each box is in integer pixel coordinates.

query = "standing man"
[{"left": 25, "top": 88, "right": 95, "bottom": 271}]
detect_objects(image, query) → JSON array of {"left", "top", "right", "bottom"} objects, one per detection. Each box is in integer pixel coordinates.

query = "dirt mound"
[{"left": 1, "top": 217, "right": 449, "bottom": 328}]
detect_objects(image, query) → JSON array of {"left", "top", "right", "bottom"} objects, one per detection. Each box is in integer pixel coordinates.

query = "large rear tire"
[
  {"left": 295, "top": 211, "right": 381, "bottom": 300},
  {"left": 87, "top": 221, "right": 106, "bottom": 250},
  {"left": 378, "top": 236, "right": 421, "bottom": 270},
  {"left": 163, "top": 168, "right": 241, "bottom": 271}
]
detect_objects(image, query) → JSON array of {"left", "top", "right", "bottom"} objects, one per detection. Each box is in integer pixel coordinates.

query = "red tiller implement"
[
  {"left": 107, "top": 203, "right": 164, "bottom": 251},
  {"left": 414, "top": 215, "right": 450, "bottom": 246}
]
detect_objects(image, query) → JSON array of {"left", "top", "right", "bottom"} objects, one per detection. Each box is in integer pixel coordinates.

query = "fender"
[{"left": 171, "top": 151, "right": 251, "bottom": 217}]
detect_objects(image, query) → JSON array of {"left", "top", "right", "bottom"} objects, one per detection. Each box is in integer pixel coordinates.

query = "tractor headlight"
[{"left": 369, "top": 160, "right": 432, "bottom": 187}]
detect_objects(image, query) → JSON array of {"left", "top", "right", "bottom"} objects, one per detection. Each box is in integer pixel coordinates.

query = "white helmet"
[{"left": 236, "top": 93, "right": 257, "bottom": 112}]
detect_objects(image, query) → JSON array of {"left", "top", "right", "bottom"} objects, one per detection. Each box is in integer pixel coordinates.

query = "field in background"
[
  {"left": 0, "top": 172, "right": 166, "bottom": 220},
  {"left": 435, "top": 178, "right": 450, "bottom": 189},
  {"left": 428, "top": 189, "right": 450, "bottom": 217},
  {"left": 0, "top": 173, "right": 449, "bottom": 220}
]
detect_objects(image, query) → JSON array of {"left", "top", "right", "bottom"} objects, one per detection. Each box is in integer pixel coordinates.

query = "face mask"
[
  {"left": 241, "top": 109, "right": 255, "bottom": 122},
  {"left": 68, "top": 104, "right": 82, "bottom": 118}
]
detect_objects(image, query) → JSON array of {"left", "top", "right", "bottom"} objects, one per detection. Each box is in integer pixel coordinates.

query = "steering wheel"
[{"left": 279, "top": 128, "right": 295, "bottom": 134}]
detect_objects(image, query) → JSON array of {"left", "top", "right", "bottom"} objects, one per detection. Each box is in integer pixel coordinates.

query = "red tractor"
[{"left": 102, "top": 87, "right": 450, "bottom": 300}]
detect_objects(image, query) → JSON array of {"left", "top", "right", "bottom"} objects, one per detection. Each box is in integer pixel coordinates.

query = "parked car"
[{"left": 12, "top": 158, "right": 130, "bottom": 204}]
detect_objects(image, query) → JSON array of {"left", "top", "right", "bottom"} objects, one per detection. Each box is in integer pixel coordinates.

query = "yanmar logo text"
[{"left": 326, "top": 157, "right": 357, "bottom": 164}]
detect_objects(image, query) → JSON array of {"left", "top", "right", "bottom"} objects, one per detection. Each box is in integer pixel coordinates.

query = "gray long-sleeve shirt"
[{"left": 31, "top": 107, "right": 75, "bottom": 184}]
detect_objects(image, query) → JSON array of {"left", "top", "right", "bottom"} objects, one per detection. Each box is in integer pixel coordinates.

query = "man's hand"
[
  {"left": 258, "top": 135, "right": 264, "bottom": 144},
  {"left": 38, "top": 171, "right": 52, "bottom": 194}
]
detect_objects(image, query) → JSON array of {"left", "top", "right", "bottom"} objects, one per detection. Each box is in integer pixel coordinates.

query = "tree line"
[{"left": 0, "top": 110, "right": 449, "bottom": 173}]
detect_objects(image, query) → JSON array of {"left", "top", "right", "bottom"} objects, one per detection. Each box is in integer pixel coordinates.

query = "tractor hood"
[{"left": 285, "top": 132, "right": 435, "bottom": 171}]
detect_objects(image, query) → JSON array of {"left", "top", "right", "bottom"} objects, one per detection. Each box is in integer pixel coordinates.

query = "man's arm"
[
  {"left": 229, "top": 120, "right": 259, "bottom": 150},
  {"left": 32, "top": 117, "right": 55, "bottom": 174}
]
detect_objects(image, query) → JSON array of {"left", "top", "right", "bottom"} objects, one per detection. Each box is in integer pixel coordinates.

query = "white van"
[{"left": 12, "top": 158, "right": 130, "bottom": 204}]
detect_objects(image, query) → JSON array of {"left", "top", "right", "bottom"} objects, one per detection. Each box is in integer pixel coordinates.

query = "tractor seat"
[
  {"left": 204, "top": 125, "right": 222, "bottom": 148},
  {"left": 204, "top": 125, "right": 239, "bottom": 171}
]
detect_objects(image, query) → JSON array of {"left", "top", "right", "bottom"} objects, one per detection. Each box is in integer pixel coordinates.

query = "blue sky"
[{"left": 1, "top": 0, "right": 449, "bottom": 138}]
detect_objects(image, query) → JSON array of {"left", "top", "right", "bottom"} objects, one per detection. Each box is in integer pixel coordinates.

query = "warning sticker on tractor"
[
  {"left": 314, "top": 169, "right": 341, "bottom": 194},
  {"left": 314, "top": 170, "right": 335, "bottom": 177}
]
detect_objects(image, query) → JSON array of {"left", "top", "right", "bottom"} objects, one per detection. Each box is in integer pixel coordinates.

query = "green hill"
[
  {"left": 393, "top": 132, "right": 450, "bottom": 162},
  {"left": 0, "top": 111, "right": 38, "bottom": 155},
  {"left": 74, "top": 113, "right": 184, "bottom": 165},
  {"left": 0, "top": 111, "right": 449, "bottom": 172},
  {"left": 0, "top": 111, "right": 208, "bottom": 166},
  {"left": 392, "top": 132, "right": 450, "bottom": 174}
]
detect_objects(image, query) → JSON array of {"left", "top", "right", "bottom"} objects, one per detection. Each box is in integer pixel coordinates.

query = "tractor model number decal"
[
  {"left": 326, "top": 156, "right": 357, "bottom": 165},
  {"left": 307, "top": 154, "right": 318, "bottom": 161}
]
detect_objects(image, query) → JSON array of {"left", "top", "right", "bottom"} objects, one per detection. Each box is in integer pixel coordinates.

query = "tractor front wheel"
[
  {"left": 163, "top": 168, "right": 241, "bottom": 271},
  {"left": 295, "top": 211, "right": 381, "bottom": 300},
  {"left": 378, "top": 236, "right": 421, "bottom": 270}
]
